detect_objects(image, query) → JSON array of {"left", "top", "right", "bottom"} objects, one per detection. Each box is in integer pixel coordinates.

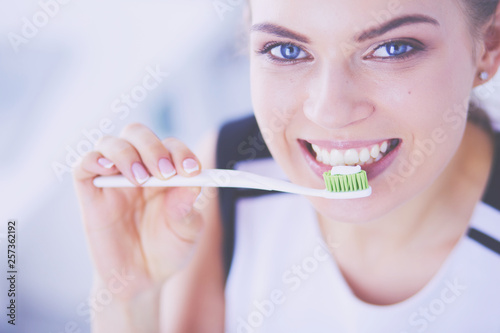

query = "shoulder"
[
  {"left": 467, "top": 130, "right": 500, "bottom": 258},
  {"left": 215, "top": 114, "right": 277, "bottom": 281},
  {"left": 216, "top": 114, "right": 271, "bottom": 169},
  {"left": 481, "top": 131, "right": 500, "bottom": 210},
  {"left": 467, "top": 202, "right": 500, "bottom": 258}
]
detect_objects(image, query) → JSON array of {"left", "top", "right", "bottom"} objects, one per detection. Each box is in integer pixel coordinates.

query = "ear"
[{"left": 473, "top": 5, "right": 500, "bottom": 87}]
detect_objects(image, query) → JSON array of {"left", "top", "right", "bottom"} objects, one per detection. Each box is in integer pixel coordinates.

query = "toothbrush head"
[{"left": 323, "top": 165, "right": 369, "bottom": 193}]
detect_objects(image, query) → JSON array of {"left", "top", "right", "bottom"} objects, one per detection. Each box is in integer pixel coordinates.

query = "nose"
[{"left": 303, "top": 65, "right": 374, "bottom": 130}]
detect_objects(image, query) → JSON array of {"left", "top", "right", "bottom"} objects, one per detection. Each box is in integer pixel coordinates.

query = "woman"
[{"left": 74, "top": 0, "right": 500, "bottom": 332}]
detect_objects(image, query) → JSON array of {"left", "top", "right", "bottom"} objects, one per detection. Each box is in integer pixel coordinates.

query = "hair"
[
  {"left": 461, "top": 0, "right": 499, "bottom": 37},
  {"left": 460, "top": 0, "right": 499, "bottom": 134}
]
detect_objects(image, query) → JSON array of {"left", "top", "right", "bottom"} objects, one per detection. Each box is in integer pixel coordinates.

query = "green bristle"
[{"left": 323, "top": 170, "right": 369, "bottom": 192}]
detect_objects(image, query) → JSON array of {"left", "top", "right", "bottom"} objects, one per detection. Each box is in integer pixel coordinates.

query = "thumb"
[{"left": 164, "top": 186, "right": 204, "bottom": 242}]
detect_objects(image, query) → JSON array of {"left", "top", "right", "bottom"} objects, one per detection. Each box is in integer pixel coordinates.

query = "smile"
[
  {"left": 298, "top": 138, "right": 402, "bottom": 179},
  {"left": 310, "top": 139, "right": 400, "bottom": 166}
]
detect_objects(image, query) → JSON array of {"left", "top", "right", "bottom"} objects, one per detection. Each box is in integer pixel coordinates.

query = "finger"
[
  {"left": 120, "top": 123, "right": 177, "bottom": 180},
  {"left": 73, "top": 151, "right": 117, "bottom": 180},
  {"left": 72, "top": 151, "right": 120, "bottom": 195},
  {"left": 162, "top": 138, "right": 202, "bottom": 177},
  {"left": 163, "top": 186, "right": 204, "bottom": 242},
  {"left": 95, "top": 136, "right": 150, "bottom": 186},
  {"left": 138, "top": 186, "right": 204, "bottom": 281}
]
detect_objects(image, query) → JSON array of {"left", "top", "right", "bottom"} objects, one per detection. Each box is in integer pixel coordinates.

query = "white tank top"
[{"left": 224, "top": 158, "right": 500, "bottom": 333}]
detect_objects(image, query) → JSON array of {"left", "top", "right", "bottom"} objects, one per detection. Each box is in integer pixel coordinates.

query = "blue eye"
[
  {"left": 372, "top": 41, "right": 415, "bottom": 58},
  {"left": 270, "top": 43, "right": 307, "bottom": 60}
]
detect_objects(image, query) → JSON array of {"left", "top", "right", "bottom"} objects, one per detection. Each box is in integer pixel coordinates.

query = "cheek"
[
  {"left": 369, "top": 54, "right": 473, "bottom": 198},
  {"left": 251, "top": 64, "right": 304, "bottom": 113},
  {"left": 251, "top": 64, "right": 305, "bottom": 149},
  {"left": 374, "top": 46, "right": 473, "bottom": 146}
]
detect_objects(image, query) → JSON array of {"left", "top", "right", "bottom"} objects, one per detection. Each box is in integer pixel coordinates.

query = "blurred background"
[
  {"left": 0, "top": 0, "right": 499, "bottom": 332},
  {"left": 0, "top": 0, "right": 251, "bottom": 332}
]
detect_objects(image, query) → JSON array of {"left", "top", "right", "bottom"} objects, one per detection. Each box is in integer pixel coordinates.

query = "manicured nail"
[
  {"left": 159, "top": 158, "right": 176, "bottom": 179},
  {"left": 182, "top": 158, "right": 199, "bottom": 174},
  {"left": 131, "top": 162, "right": 149, "bottom": 184},
  {"left": 98, "top": 158, "right": 114, "bottom": 169}
]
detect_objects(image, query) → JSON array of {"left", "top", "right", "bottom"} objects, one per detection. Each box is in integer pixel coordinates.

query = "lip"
[{"left": 298, "top": 138, "right": 402, "bottom": 180}]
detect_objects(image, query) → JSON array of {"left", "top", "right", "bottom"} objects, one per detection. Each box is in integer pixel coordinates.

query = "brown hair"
[
  {"left": 460, "top": 0, "right": 499, "bottom": 134},
  {"left": 460, "top": 0, "right": 499, "bottom": 38}
]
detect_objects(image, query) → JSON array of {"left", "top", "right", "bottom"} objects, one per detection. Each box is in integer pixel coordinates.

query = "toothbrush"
[{"left": 93, "top": 168, "right": 371, "bottom": 199}]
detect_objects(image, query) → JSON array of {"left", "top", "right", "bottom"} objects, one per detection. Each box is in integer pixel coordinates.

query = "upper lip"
[{"left": 300, "top": 138, "right": 396, "bottom": 150}]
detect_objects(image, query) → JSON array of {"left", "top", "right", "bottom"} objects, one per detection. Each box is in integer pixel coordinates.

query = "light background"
[
  {"left": 0, "top": 1, "right": 499, "bottom": 332},
  {"left": 1, "top": 1, "right": 251, "bottom": 332}
]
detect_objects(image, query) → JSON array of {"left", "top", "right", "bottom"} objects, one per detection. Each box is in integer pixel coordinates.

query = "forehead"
[{"left": 249, "top": 0, "right": 461, "bottom": 36}]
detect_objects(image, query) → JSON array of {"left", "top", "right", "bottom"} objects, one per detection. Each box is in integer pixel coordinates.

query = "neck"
[{"left": 317, "top": 122, "right": 494, "bottom": 257}]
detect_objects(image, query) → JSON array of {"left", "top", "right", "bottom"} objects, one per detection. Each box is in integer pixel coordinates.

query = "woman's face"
[{"left": 249, "top": 0, "right": 480, "bottom": 222}]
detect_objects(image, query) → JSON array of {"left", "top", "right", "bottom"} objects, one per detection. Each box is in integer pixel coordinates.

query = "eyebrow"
[
  {"left": 356, "top": 14, "right": 439, "bottom": 42},
  {"left": 251, "top": 14, "right": 439, "bottom": 45},
  {"left": 251, "top": 23, "right": 310, "bottom": 44}
]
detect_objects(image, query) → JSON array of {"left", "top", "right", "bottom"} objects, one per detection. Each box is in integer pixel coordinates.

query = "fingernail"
[
  {"left": 182, "top": 158, "right": 199, "bottom": 174},
  {"left": 98, "top": 158, "right": 114, "bottom": 169},
  {"left": 159, "top": 158, "right": 176, "bottom": 179},
  {"left": 131, "top": 162, "right": 149, "bottom": 184}
]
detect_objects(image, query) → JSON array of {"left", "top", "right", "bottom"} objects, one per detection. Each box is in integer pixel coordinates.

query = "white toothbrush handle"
[
  {"left": 93, "top": 169, "right": 372, "bottom": 199},
  {"left": 93, "top": 169, "right": 275, "bottom": 190}
]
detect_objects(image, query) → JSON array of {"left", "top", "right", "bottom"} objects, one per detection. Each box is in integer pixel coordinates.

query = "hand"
[{"left": 73, "top": 123, "right": 206, "bottom": 331}]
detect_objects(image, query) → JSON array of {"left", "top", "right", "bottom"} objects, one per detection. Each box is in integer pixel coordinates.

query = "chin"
[{"left": 306, "top": 188, "right": 405, "bottom": 224}]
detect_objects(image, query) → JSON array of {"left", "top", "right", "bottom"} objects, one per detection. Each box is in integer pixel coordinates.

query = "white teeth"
[
  {"left": 312, "top": 144, "right": 321, "bottom": 155},
  {"left": 322, "top": 149, "right": 331, "bottom": 165},
  {"left": 344, "top": 149, "right": 359, "bottom": 165},
  {"left": 380, "top": 141, "right": 388, "bottom": 153},
  {"left": 312, "top": 140, "right": 393, "bottom": 167},
  {"left": 331, "top": 150, "right": 345, "bottom": 166},
  {"left": 359, "top": 148, "right": 370, "bottom": 163},
  {"left": 370, "top": 144, "right": 380, "bottom": 158}
]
